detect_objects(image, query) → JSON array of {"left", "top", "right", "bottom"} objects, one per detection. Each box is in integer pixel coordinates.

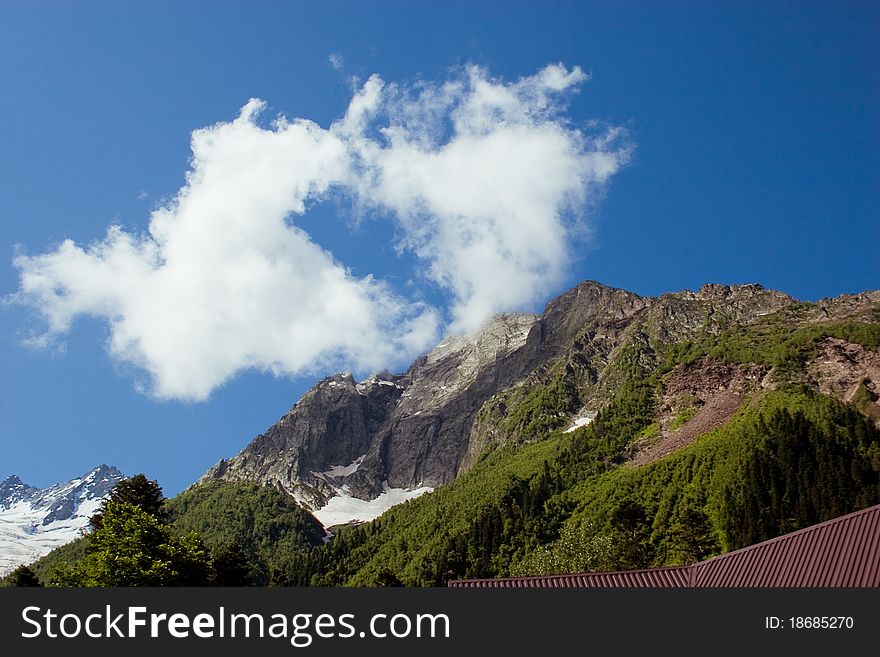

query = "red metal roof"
[
  {"left": 691, "top": 503, "right": 880, "bottom": 587},
  {"left": 448, "top": 504, "right": 880, "bottom": 588},
  {"left": 449, "top": 566, "right": 690, "bottom": 588}
]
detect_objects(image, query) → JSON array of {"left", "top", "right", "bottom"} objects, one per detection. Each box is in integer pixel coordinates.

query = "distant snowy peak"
[
  {"left": 0, "top": 465, "right": 124, "bottom": 577},
  {"left": 0, "top": 475, "right": 39, "bottom": 509},
  {"left": 30, "top": 464, "right": 123, "bottom": 526}
]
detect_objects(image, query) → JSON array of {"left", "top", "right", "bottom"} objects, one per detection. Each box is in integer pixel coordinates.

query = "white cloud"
[
  {"left": 11, "top": 64, "right": 628, "bottom": 401},
  {"left": 12, "top": 99, "right": 439, "bottom": 401},
  {"left": 338, "top": 64, "right": 630, "bottom": 333}
]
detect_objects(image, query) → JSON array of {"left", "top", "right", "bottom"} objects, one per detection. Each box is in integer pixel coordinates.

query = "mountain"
[
  {"left": 200, "top": 281, "right": 880, "bottom": 529},
  {"left": 0, "top": 465, "right": 124, "bottom": 576},
  {"left": 266, "top": 282, "right": 879, "bottom": 586}
]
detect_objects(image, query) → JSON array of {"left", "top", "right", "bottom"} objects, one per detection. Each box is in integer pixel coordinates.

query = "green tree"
[
  {"left": 211, "top": 541, "right": 253, "bottom": 586},
  {"left": 165, "top": 481, "right": 324, "bottom": 585},
  {"left": 90, "top": 474, "right": 168, "bottom": 530},
  {"left": 53, "top": 501, "right": 212, "bottom": 586},
  {"left": 510, "top": 520, "right": 616, "bottom": 576},
  {"left": 608, "top": 498, "right": 653, "bottom": 569},
  {"left": 374, "top": 568, "right": 403, "bottom": 587},
  {"left": 661, "top": 504, "right": 719, "bottom": 565},
  {"left": 5, "top": 564, "right": 42, "bottom": 587}
]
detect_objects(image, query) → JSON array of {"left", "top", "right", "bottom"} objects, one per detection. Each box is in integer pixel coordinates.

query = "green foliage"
[
  {"left": 211, "top": 541, "right": 254, "bottom": 586},
  {"left": 670, "top": 406, "right": 699, "bottom": 430},
  {"left": 52, "top": 501, "right": 213, "bottom": 586},
  {"left": 711, "top": 395, "right": 880, "bottom": 549},
  {"left": 90, "top": 473, "right": 168, "bottom": 531},
  {"left": 1, "top": 565, "right": 42, "bottom": 587},
  {"left": 510, "top": 521, "right": 615, "bottom": 576},
  {"left": 851, "top": 381, "right": 875, "bottom": 410},
  {"left": 374, "top": 568, "right": 404, "bottom": 587},
  {"left": 702, "top": 320, "right": 880, "bottom": 371},
  {"left": 25, "top": 536, "right": 90, "bottom": 586},
  {"left": 551, "top": 389, "right": 880, "bottom": 568},
  {"left": 165, "top": 481, "right": 325, "bottom": 585},
  {"left": 303, "top": 303, "right": 875, "bottom": 585},
  {"left": 634, "top": 422, "right": 660, "bottom": 442},
  {"left": 35, "top": 479, "right": 324, "bottom": 587},
  {"left": 501, "top": 363, "right": 580, "bottom": 440},
  {"left": 276, "top": 386, "right": 879, "bottom": 585},
  {"left": 658, "top": 501, "right": 720, "bottom": 565},
  {"left": 653, "top": 317, "right": 880, "bottom": 384},
  {"left": 270, "top": 351, "right": 660, "bottom": 586},
  {"left": 607, "top": 498, "right": 654, "bottom": 569},
  {"left": 24, "top": 304, "right": 880, "bottom": 588},
  {"left": 558, "top": 348, "right": 657, "bottom": 482},
  {"left": 270, "top": 436, "right": 565, "bottom": 586}
]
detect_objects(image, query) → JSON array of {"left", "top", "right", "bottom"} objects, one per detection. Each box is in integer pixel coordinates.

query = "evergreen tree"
[
  {"left": 374, "top": 568, "right": 403, "bottom": 587},
  {"left": 6, "top": 564, "right": 42, "bottom": 587},
  {"left": 211, "top": 541, "right": 253, "bottom": 586},
  {"left": 662, "top": 504, "right": 719, "bottom": 565},
  {"left": 90, "top": 474, "right": 168, "bottom": 530},
  {"left": 608, "top": 498, "right": 653, "bottom": 569}
]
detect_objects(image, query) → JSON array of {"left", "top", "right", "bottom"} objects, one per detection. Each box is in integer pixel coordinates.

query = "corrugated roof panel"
[
  {"left": 447, "top": 566, "right": 690, "bottom": 588},
  {"left": 448, "top": 504, "right": 880, "bottom": 588},
  {"left": 687, "top": 504, "right": 880, "bottom": 587}
]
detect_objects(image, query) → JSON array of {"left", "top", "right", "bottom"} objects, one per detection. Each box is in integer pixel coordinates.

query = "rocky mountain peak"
[
  {"left": 0, "top": 475, "right": 38, "bottom": 510},
  {"left": 406, "top": 312, "right": 538, "bottom": 413}
]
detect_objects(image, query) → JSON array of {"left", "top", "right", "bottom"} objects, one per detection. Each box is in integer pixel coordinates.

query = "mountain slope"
[
  {"left": 0, "top": 465, "right": 124, "bottom": 576},
  {"left": 273, "top": 299, "right": 880, "bottom": 585},
  {"left": 165, "top": 481, "right": 326, "bottom": 585},
  {"left": 200, "top": 281, "right": 880, "bottom": 528},
  {"left": 295, "top": 387, "right": 878, "bottom": 586}
]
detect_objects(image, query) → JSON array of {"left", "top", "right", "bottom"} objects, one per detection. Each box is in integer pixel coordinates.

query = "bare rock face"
[
  {"left": 202, "top": 371, "right": 404, "bottom": 507},
  {"left": 376, "top": 312, "right": 539, "bottom": 491},
  {"left": 201, "top": 312, "right": 540, "bottom": 509},
  {"left": 201, "top": 281, "right": 658, "bottom": 510},
  {"left": 645, "top": 284, "right": 796, "bottom": 345}
]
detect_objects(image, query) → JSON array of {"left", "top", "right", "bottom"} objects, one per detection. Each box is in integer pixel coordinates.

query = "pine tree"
[
  {"left": 662, "top": 504, "right": 719, "bottom": 565},
  {"left": 374, "top": 568, "right": 403, "bottom": 587},
  {"left": 211, "top": 541, "right": 253, "bottom": 586},
  {"left": 6, "top": 564, "right": 42, "bottom": 587},
  {"left": 609, "top": 498, "right": 653, "bottom": 569},
  {"left": 90, "top": 474, "right": 168, "bottom": 530}
]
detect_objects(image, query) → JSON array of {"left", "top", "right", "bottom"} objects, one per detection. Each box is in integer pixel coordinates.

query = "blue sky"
[{"left": 1, "top": 1, "right": 877, "bottom": 496}]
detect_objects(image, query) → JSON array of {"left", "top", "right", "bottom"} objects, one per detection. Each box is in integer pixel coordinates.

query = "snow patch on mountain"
[
  {"left": 312, "top": 483, "right": 433, "bottom": 527},
  {"left": 320, "top": 455, "right": 366, "bottom": 478},
  {"left": 563, "top": 412, "right": 596, "bottom": 433}
]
